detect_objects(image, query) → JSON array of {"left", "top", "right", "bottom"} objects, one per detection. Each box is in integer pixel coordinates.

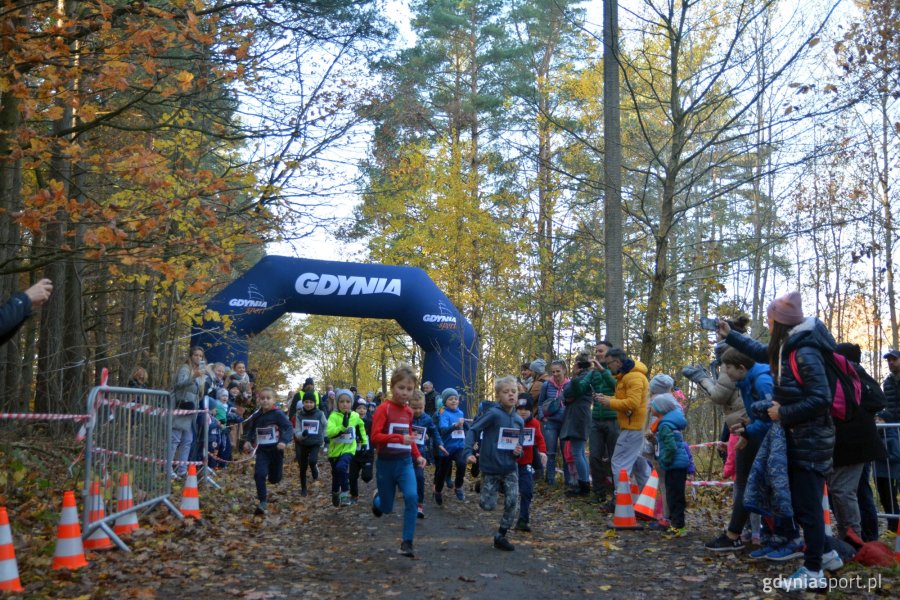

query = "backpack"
[{"left": 788, "top": 349, "right": 861, "bottom": 422}]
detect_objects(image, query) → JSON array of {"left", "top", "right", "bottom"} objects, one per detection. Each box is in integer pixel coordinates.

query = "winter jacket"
[
  {"left": 734, "top": 363, "right": 774, "bottom": 442},
  {"left": 0, "top": 291, "right": 31, "bottom": 345},
  {"left": 537, "top": 378, "right": 569, "bottom": 426},
  {"left": 698, "top": 372, "right": 747, "bottom": 427},
  {"left": 439, "top": 407, "right": 468, "bottom": 453},
  {"left": 609, "top": 359, "right": 650, "bottom": 431},
  {"left": 744, "top": 422, "right": 793, "bottom": 519},
  {"left": 882, "top": 373, "right": 900, "bottom": 424},
  {"left": 590, "top": 368, "right": 618, "bottom": 420},
  {"left": 424, "top": 390, "right": 438, "bottom": 415},
  {"left": 656, "top": 409, "right": 690, "bottom": 471},
  {"left": 294, "top": 407, "right": 327, "bottom": 447},
  {"left": 561, "top": 370, "right": 594, "bottom": 441},
  {"left": 464, "top": 403, "right": 524, "bottom": 476},
  {"left": 726, "top": 317, "right": 836, "bottom": 474},
  {"left": 243, "top": 408, "right": 293, "bottom": 447},
  {"left": 413, "top": 412, "right": 444, "bottom": 455},
  {"left": 326, "top": 410, "right": 368, "bottom": 459},
  {"left": 517, "top": 417, "right": 547, "bottom": 465}
]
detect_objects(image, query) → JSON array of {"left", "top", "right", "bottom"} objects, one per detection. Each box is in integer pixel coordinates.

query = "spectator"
[
  {"left": 0, "top": 279, "right": 52, "bottom": 343},
  {"left": 128, "top": 366, "right": 148, "bottom": 389},
  {"left": 877, "top": 349, "right": 900, "bottom": 532},
  {"left": 171, "top": 346, "right": 206, "bottom": 479}
]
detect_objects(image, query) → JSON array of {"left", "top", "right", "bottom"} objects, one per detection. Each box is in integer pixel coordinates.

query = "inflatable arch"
[{"left": 192, "top": 255, "right": 479, "bottom": 405}]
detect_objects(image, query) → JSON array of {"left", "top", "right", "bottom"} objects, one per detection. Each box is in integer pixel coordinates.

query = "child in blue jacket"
[
  {"left": 411, "top": 391, "right": 447, "bottom": 518},
  {"left": 650, "top": 393, "right": 690, "bottom": 534}
]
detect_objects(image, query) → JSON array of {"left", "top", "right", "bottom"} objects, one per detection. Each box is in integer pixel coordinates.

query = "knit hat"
[
  {"left": 353, "top": 397, "right": 368, "bottom": 410},
  {"left": 304, "top": 377, "right": 315, "bottom": 387},
  {"left": 441, "top": 388, "right": 459, "bottom": 402},
  {"left": 335, "top": 388, "right": 353, "bottom": 403},
  {"left": 650, "top": 393, "right": 679, "bottom": 415},
  {"left": 516, "top": 393, "right": 532, "bottom": 410},
  {"left": 302, "top": 391, "right": 317, "bottom": 402},
  {"left": 366, "top": 391, "right": 375, "bottom": 400},
  {"left": 216, "top": 387, "right": 229, "bottom": 399},
  {"left": 766, "top": 291, "right": 804, "bottom": 326},
  {"left": 649, "top": 374, "right": 675, "bottom": 396},
  {"left": 530, "top": 359, "right": 547, "bottom": 376}
]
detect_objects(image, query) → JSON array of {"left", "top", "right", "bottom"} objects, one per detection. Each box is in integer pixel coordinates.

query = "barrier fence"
[
  {"left": 81, "top": 385, "right": 184, "bottom": 551},
  {"left": 874, "top": 422, "right": 900, "bottom": 522}
]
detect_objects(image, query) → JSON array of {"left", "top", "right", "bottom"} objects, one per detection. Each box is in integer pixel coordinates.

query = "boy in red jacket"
[{"left": 515, "top": 394, "right": 547, "bottom": 532}]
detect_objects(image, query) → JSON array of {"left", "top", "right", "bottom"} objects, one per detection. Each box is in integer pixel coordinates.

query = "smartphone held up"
[{"left": 699, "top": 316, "right": 717, "bottom": 331}]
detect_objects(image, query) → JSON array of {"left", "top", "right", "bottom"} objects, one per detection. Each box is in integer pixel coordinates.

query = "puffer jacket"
[
  {"left": 656, "top": 409, "right": 690, "bottom": 470},
  {"left": 744, "top": 421, "right": 793, "bottom": 518},
  {"left": 699, "top": 372, "right": 747, "bottom": 428},
  {"left": 726, "top": 317, "right": 835, "bottom": 474},
  {"left": 609, "top": 359, "right": 650, "bottom": 431},
  {"left": 882, "top": 373, "right": 900, "bottom": 423}
]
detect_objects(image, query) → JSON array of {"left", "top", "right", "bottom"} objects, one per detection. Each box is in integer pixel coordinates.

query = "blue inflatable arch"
[{"left": 192, "top": 256, "right": 479, "bottom": 405}]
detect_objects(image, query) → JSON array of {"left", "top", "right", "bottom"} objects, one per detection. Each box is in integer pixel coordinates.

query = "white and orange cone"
[
  {"left": 0, "top": 507, "right": 23, "bottom": 591},
  {"left": 84, "top": 480, "right": 114, "bottom": 551},
  {"left": 52, "top": 491, "right": 88, "bottom": 570},
  {"left": 612, "top": 469, "right": 642, "bottom": 530},
  {"left": 822, "top": 483, "right": 833, "bottom": 538},
  {"left": 180, "top": 464, "right": 201, "bottom": 519},
  {"left": 113, "top": 473, "right": 139, "bottom": 536},
  {"left": 634, "top": 469, "right": 660, "bottom": 521}
]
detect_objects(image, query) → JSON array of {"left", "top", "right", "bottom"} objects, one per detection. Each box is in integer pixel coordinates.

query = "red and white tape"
[
  {"left": 93, "top": 447, "right": 204, "bottom": 467},
  {"left": 688, "top": 441, "right": 727, "bottom": 449},
  {"left": 688, "top": 480, "right": 734, "bottom": 487},
  {"left": 0, "top": 412, "right": 91, "bottom": 421}
]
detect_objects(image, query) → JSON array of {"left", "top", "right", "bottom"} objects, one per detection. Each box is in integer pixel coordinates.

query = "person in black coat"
[
  {"left": 719, "top": 291, "right": 835, "bottom": 588},
  {"left": 0, "top": 279, "right": 53, "bottom": 344}
]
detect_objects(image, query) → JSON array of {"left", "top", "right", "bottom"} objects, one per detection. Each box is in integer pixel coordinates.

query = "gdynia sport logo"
[
  {"left": 294, "top": 273, "right": 402, "bottom": 297},
  {"left": 229, "top": 285, "right": 267, "bottom": 308}
]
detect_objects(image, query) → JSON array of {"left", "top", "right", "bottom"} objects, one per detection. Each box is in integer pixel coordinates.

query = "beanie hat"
[
  {"left": 651, "top": 393, "right": 679, "bottom": 415},
  {"left": 766, "top": 291, "right": 804, "bottom": 327},
  {"left": 302, "top": 391, "right": 317, "bottom": 402},
  {"left": 516, "top": 393, "right": 532, "bottom": 410},
  {"left": 649, "top": 374, "right": 675, "bottom": 396},
  {"left": 441, "top": 388, "right": 459, "bottom": 403},
  {"left": 353, "top": 397, "right": 368, "bottom": 410},
  {"left": 304, "top": 377, "right": 315, "bottom": 387},
  {"left": 529, "top": 359, "right": 547, "bottom": 376},
  {"left": 216, "top": 387, "right": 229, "bottom": 399},
  {"left": 335, "top": 388, "right": 353, "bottom": 403}
]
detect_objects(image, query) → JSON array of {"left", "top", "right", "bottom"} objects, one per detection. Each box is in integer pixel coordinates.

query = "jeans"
[
  {"left": 374, "top": 455, "right": 418, "bottom": 542},
  {"left": 170, "top": 423, "right": 194, "bottom": 477},
  {"left": 480, "top": 470, "right": 519, "bottom": 530},
  {"left": 415, "top": 464, "right": 425, "bottom": 504},
  {"left": 664, "top": 468, "right": 687, "bottom": 529},
  {"left": 295, "top": 444, "right": 321, "bottom": 490},
  {"left": 330, "top": 453, "right": 351, "bottom": 494},
  {"left": 542, "top": 421, "right": 569, "bottom": 486},
  {"left": 790, "top": 467, "right": 826, "bottom": 572},
  {"left": 567, "top": 439, "right": 590, "bottom": 482},
  {"left": 827, "top": 462, "right": 864, "bottom": 540},
  {"left": 254, "top": 446, "right": 284, "bottom": 501},
  {"left": 589, "top": 419, "right": 619, "bottom": 497},
  {"left": 517, "top": 464, "right": 534, "bottom": 524},
  {"left": 857, "top": 462, "right": 879, "bottom": 541}
]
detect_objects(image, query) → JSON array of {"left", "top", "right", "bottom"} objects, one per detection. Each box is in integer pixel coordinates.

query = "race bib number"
[
  {"left": 412, "top": 425, "right": 426, "bottom": 445},
  {"left": 522, "top": 428, "right": 535, "bottom": 447},
  {"left": 334, "top": 427, "right": 355, "bottom": 444},
  {"left": 387, "top": 423, "right": 411, "bottom": 451},
  {"left": 497, "top": 427, "right": 520, "bottom": 450},
  {"left": 256, "top": 426, "right": 277, "bottom": 445},
  {"left": 451, "top": 428, "right": 466, "bottom": 439},
  {"left": 301, "top": 420, "right": 320, "bottom": 435}
]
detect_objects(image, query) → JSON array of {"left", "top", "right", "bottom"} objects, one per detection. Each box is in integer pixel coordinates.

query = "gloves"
[
  {"left": 681, "top": 365, "right": 711, "bottom": 384},
  {"left": 342, "top": 412, "right": 350, "bottom": 428}
]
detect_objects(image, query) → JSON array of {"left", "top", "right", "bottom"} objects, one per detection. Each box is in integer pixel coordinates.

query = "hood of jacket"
[
  {"left": 659, "top": 408, "right": 687, "bottom": 431},
  {"left": 783, "top": 317, "right": 837, "bottom": 354},
  {"left": 615, "top": 359, "right": 648, "bottom": 381}
]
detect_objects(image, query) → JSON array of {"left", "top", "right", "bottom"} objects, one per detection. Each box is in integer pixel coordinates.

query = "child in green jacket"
[{"left": 326, "top": 389, "right": 368, "bottom": 507}]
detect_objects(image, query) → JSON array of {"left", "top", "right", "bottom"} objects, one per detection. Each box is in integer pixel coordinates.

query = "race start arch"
[{"left": 191, "top": 255, "right": 479, "bottom": 404}]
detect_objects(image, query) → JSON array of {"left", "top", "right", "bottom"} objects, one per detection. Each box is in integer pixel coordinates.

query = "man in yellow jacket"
[{"left": 595, "top": 347, "right": 651, "bottom": 509}]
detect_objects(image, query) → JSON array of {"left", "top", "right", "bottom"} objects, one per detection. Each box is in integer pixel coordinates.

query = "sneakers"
[
  {"left": 433, "top": 492, "right": 443, "bottom": 506},
  {"left": 598, "top": 501, "right": 616, "bottom": 514},
  {"left": 417, "top": 504, "right": 425, "bottom": 519},
  {"left": 513, "top": 520, "right": 531, "bottom": 532},
  {"left": 254, "top": 501, "right": 267, "bottom": 516},
  {"left": 455, "top": 489, "right": 465, "bottom": 501},
  {"left": 398, "top": 540, "right": 414, "bottom": 557},
  {"left": 750, "top": 544, "right": 779, "bottom": 560},
  {"left": 766, "top": 540, "right": 804, "bottom": 561},
  {"left": 668, "top": 527, "right": 688, "bottom": 537},
  {"left": 704, "top": 532, "right": 744, "bottom": 552},
  {"left": 339, "top": 493, "right": 351, "bottom": 507},
  {"left": 372, "top": 494, "right": 383, "bottom": 518},
  {"left": 821, "top": 550, "right": 844, "bottom": 572},
  {"left": 493, "top": 534, "right": 514, "bottom": 551},
  {"left": 332, "top": 492, "right": 341, "bottom": 507},
  {"left": 300, "top": 488, "right": 308, "bottom": 497},
  {"left": 740, "top": 529, "right": 753, "bottom": 544},
  {"left": 776, "top": 566, "right": 827, "bottom": 591}
]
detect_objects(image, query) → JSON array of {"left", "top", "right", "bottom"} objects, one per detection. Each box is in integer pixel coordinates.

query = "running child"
[
  {"left": 370, "top": 364, "right": 426, "bottom": 557},
  {"left": 514, "top": 394, "right": 547, "bottom": 532},
  {"left": 465, "top": 376, "right": 524, "bottom": 551},
  {"left": 411, "top": 391, "right": 447, "bottom": 518},
  {"left": 294, "top": 391, "right": 327, "bottom": 496},
  {"left": 349, "top": 396, "right": 374, "bottom": 504},
  {"left": 436, "top": 388, "right": 468, "bottom": 503},
  {"left": 242, "top": 387, "right": 293, "bottom": 515},
  {"left": 326, "top": 389, "right": 368, "bottom": 507}
]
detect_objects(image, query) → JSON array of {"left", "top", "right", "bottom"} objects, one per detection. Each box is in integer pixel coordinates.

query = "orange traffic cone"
[
  {"left": 84, "top": 481, "right": 114, "bottom": 551},
  {"left": 634, "top": 469, "right": 660, "bottom": 521},
  {"left": 822, "top": 483, "right": 833, "bottom": 538},
  {"left": 180, "top": 464, "right": 201, "bottom": 519},
  {"left": 612, "top": 469, "right": 642, "bottom": 530},
  {"left": 630, "top": 482, "right": 640, "bottom": 504},
  {"left": 113, "top": 473, "right": 139, "bottom": 536},
  {"left": 52, "top": 491, "right": 88, "bottom": 570},
  {"left": 0, "top": 508, "right": 23, "bottom": 591}
]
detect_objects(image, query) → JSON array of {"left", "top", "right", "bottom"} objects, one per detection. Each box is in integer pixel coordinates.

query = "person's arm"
[
  {"left": 438, "top": 411, "right": 456, "bottom": 438},
  {"left": 277, "top": 412, "right": 293, "bottom": 445},
  {"left": 463, "top": 410, "right": 494, "bottom": 461},
  {"left": 565, "top": 372, "right": 586, "bottom": 403},
  {"left": 657, "top": 424, "right": 676, "bottom": 467},
  {"left": 777, "top": 347, "right": 832, "bottom": 425},
  {"left": 173, "top": 364, "right": 194, "bottom": 393},
  {"left": 534, "top": 421, "right": 547, "bottom": 453},
  {"left": 608, "top": 375, "right": 642, "bottom": 414},
  {"left": 707, "top": 372, "right": 737, "bottom": 407},
  {"left": 599, "top": 369, "right": 617, "bottom": 394},
  {"left": 326, "top": 412, "right": 345, "bottom": 439},
  {"left": 427, "top": 417, "right": 444, "bottom": 448},
  {"left": 354, "top": 413, "right": 368, "bottom": 448},
  {"left": 724, "top": 330, "right": 768, "bottom": 363}
]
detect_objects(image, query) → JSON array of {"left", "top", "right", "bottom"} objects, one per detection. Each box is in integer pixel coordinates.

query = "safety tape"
[
  {"left": 93, "top": 447, "right": 204, "bottom": 467},
  {"left": 0, "top": 412, "right": 91, "bottom": 421},
  {"left": 688, "top": 441, "right": 727, "bottom": 449},
  {"left": 97, "top": 396, "right": 208, "bottom": 417},
  {"left": 687, "top": 480, "right": 734, "bottom": 487}
]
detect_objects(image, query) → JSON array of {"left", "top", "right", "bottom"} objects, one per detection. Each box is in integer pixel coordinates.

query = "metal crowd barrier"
[
  {"left": 81, "top": 386, "right": 184, "bottom": 551},
  {"left": 872, "top": 422, "right": 900, "bottom": 523}
]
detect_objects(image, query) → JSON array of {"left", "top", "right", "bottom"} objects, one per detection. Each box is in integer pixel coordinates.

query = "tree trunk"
[{"left": 602, "top": 0, "right": 623, "bottom": 347}]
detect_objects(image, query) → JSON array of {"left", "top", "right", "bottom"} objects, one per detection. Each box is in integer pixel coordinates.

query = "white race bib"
[
  {"left": 522, "top": 428, "right": 535, "bottom": 447},
  {"left": 497, "top": 427, "right": 520, "bottom": 450},
  {"left": 387, "top": 422, "right": 411, "bottom": 451},
  {"left": 451, "top": 428, "right": 466, "bottom": 439},
  {"left": 334, "top": 427, "right": 355, "bottom": 444},
  {"left": 412, "top": 425, "right": 426, "bottom": 445},
  {"left": 256, "top": 426, "right": 277, "bottom": 445},
  {"left": 301, "top": 420, "right": 320, "bottom": 435}
]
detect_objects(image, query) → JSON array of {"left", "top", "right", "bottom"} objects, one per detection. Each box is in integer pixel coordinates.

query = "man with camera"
[{"left": 586, "top": 342, "right": 619, "bottom": 504}]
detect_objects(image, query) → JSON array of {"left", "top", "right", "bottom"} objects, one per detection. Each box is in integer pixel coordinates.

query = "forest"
[{"left": 0, "top": 0, "right": 897, "bottom": 444}]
